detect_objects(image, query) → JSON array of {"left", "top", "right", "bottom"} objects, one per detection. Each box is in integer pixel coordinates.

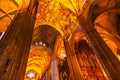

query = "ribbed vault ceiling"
[
  {"left": 0, "top": 0, "right": 87, "bottom": 35},
  {"left": 0, "top": 0, "right": 120, "bottom": 40}
]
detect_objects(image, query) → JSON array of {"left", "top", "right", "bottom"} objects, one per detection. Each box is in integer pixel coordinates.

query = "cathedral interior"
[{"left": 0, "top": 0, "right": 120, "bottom": 80}]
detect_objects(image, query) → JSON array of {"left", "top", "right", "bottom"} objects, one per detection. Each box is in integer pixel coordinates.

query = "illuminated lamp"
[
  {"left": 60, "top": 53, "right": 67, "bottom": 59},
  {"left": 56, "top": 48, "right": 67, "bottom": 59},
  {"left": 27, "top": 71, "right": 36, "bottom": 79}
]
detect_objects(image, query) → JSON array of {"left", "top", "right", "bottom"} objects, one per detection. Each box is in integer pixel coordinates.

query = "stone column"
[
  {"left": 63, "top": 39, "right": 82, "bottom": 80},
  {"left": 77, "top": 16, "right": 120, "bottom": 80},
  {"left": 51, "top": 57, "right": 59, "bottom": 80},
  {"left": 0, "top": 0, "right": 38, "bottom": 80}
]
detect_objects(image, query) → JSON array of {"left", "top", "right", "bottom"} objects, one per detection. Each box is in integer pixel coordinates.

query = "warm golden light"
[
  {"left": 24, "top": 46, "right": 51, "bottom": 80},
  {"left": 55, "top": 38, "right": 66, "bottom": 59},
  {"left": 0, "top": 0, "right": 30, "bottom": 32},
  {"left": 95, "top": 27, "right": 120, "bottom": 61}
]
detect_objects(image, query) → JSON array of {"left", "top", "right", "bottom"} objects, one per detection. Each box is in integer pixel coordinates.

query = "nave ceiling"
[
  {"left": 0, "top": 0, "right": 120, "bottom": 57},
  {"left": 0, "top": 0, "right": 120, "bottom": 36}
]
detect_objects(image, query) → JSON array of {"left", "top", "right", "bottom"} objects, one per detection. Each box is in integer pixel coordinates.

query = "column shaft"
[
  {"left": 63, "top": 39, "right": 82, "bottom": 80},
  {"left": 51, "top": 59, "right": 59, "bottom": 80},
  {"left": 0, "top": 0, "right": 38, "bottom": 79},
  {"left": 77, "top": 16, "right": 120, "bottom": 79}
]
